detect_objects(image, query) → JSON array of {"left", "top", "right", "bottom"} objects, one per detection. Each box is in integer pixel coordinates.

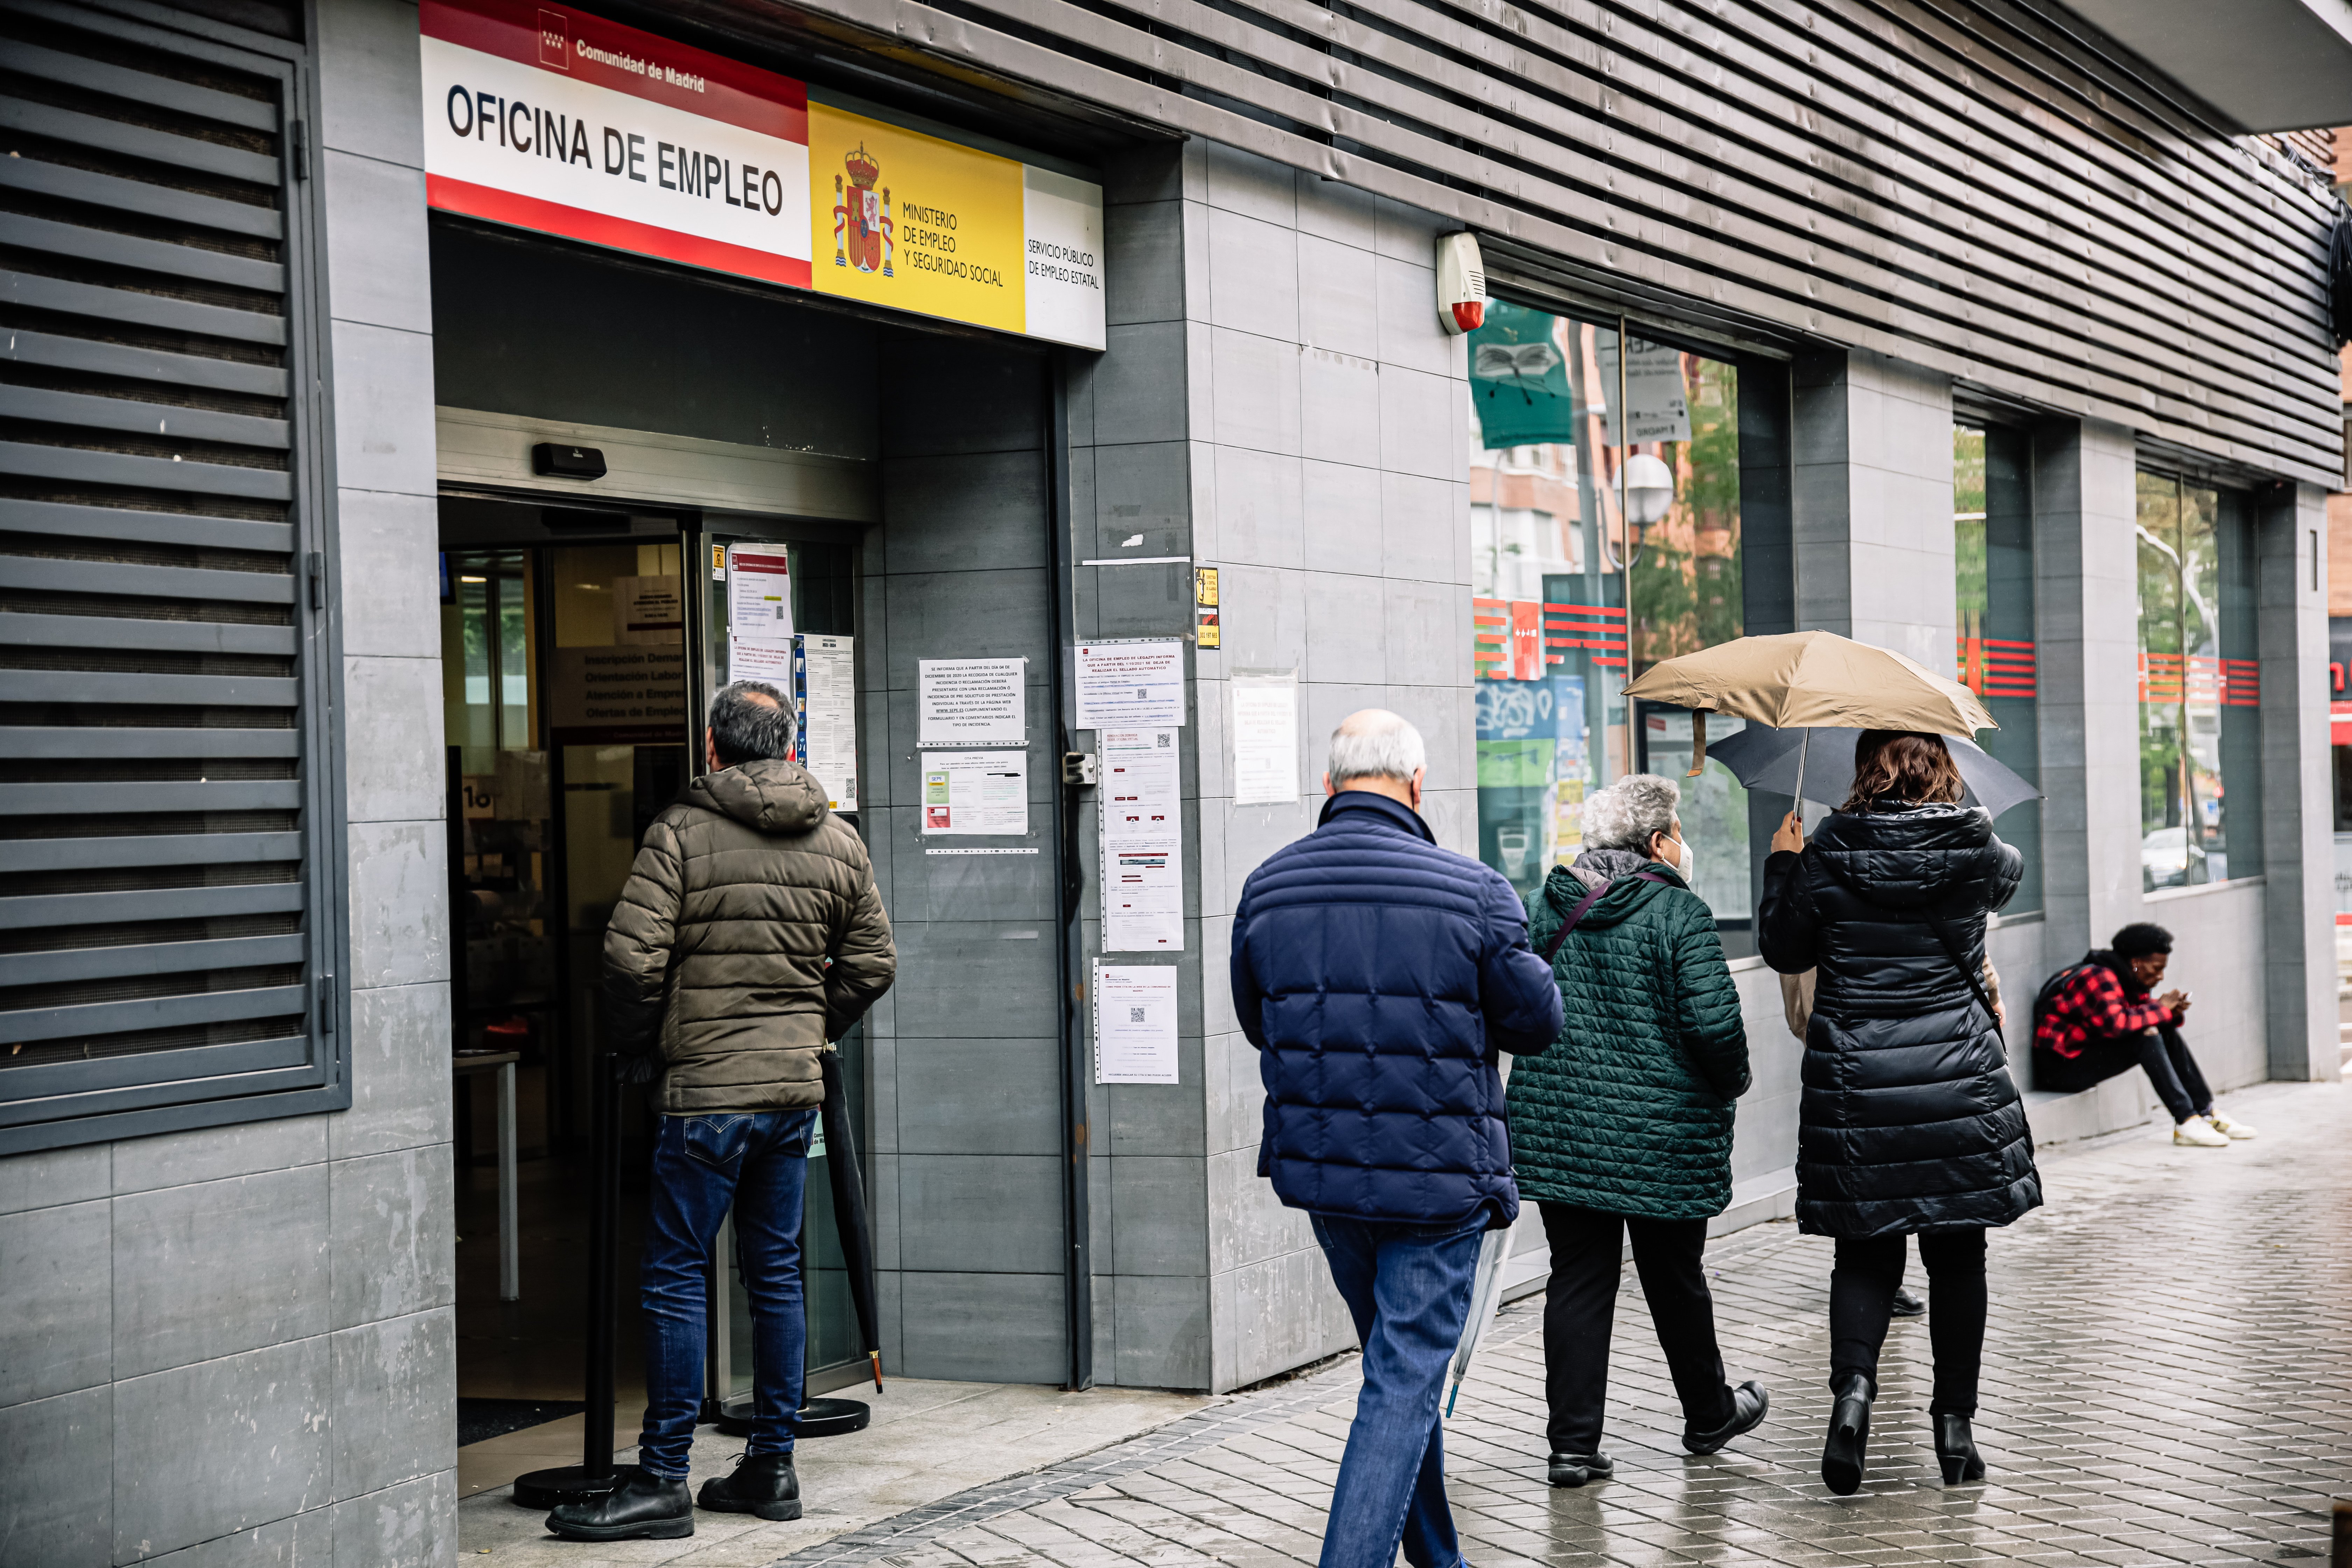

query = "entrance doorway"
[{"left": 441, "top": 498, "right": 869, "bottom": 1492}]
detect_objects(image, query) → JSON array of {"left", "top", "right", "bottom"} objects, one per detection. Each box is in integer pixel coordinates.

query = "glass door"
[{"left": 682, "top": 521, "right": 867, "bottom": 1401}]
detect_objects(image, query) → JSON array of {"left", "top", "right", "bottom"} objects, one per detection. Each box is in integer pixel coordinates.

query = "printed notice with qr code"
[{"left": 1092, "top": 962, "right": 1179, "bottom": 1084}]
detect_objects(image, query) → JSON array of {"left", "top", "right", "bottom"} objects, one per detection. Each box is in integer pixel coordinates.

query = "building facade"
[{"left": 0, "top": 0, "right": 2344, "bottom": 1560}]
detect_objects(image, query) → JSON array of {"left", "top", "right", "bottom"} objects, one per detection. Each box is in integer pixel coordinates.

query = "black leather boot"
[
  {"left": 1682, "top": 1379, "right": 1770, "bottom": 1456},
  {"left": 1546, "top": 1450, "right": 1612, "bottom": 1487},
  {"left": 698, "top": 1450, "right": 804, "bottom": 1521},
  {"left": 1819, "top": 1372, "right": 1872, "bottom": 1496},
  {"left": 1933, "top": 1414, "right": 1985, "bottom": 1484},
  {"left": 545, "top": 1467, "right": 693, "bottom": 1541}
]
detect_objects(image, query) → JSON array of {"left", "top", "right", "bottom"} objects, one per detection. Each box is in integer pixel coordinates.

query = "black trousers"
[
  {"left": 2036, "top": 1025, "right": 2213, "bottom": 1123},
  {"left": 1539, "top": 1202, "right": 1733, "bottom": 1455},
  {"left": 1828, "top": 1229, "right": 1987, "bottom": 1416}
]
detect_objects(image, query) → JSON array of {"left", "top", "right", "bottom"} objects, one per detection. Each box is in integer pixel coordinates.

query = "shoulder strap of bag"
[
  {"left": 1540, "top": 870, "right": 1672, "bottom": 964},
  {"left": 1920, "top": 912, "right": 1999, "bottom": 1025}
]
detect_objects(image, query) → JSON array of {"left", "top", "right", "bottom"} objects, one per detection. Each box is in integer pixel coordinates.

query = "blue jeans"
[
  {"left": 1309, "top": 1213, "right": 1488, "bottom": 1568},
  {"left": 638, "top": 1109, "right": 817, "bottom": 1478}
]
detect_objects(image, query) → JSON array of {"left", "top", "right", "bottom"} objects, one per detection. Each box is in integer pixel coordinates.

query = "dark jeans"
[
  {"left": 1828, "top": 1229, "right": 1987, "bottom": 1417},
  {"left": 2037, "top": 1025, "right": 2213, "bottom": 1123},
  {"left": 1538, "top": 1203, "right": 1734, "bottom": 1455},
  {"left": 1308, "top": 1212, "right": 1487, "bottom": 1568},
  {"left": 637, "top": 1108, "right": 817, "bottom": 1478}
]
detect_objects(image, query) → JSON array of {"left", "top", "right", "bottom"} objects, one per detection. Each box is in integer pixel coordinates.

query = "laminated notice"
[
  {"left": 1074, "top": 641, "right": 1185, "bottom": 729},
  {"left": 798, "top": 634, "right": 858, "bottom": 812},
  {"left": 918, "top": 658, "right": 1027, "bottom": 747},
  {"left": 1100, "top": 728, "right": 1182, "bottom": 951},
  {"left": 921, "top": 750, "right": 1027, "bottom": 834},
  {"left": 1092, "top": 962, "right": 1179, "bottom": 1085}
]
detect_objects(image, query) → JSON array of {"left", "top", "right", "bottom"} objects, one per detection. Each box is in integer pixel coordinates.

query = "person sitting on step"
[{"left": 2030, "top": 922, "right": 2254, "bottom": 1148}]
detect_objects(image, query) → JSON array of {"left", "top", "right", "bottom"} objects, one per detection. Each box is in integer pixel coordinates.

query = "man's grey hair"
[
  {"left": 1581, "top": 774, "right": 1680, "bottom": 849},
  {"left": 1327, "top": 709, "right": 1427, "bottom": 786},
  {"left": 708, "top": 680, "right": 796, "bottom": 767}
]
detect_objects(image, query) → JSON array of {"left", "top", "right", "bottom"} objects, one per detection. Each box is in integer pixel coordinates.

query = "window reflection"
[{"left": 1468, "top": 308, "right": 1758, "bottom": 952}]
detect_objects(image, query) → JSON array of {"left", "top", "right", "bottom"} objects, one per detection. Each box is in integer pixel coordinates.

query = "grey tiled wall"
[{"left": 0, "top": 0, "right": 457, "bottom": 1561}]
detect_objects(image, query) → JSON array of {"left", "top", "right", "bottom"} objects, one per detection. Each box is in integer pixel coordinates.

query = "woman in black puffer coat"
[{"left": 1758, "top": 730, "right": 2036, "bottom": 1496}]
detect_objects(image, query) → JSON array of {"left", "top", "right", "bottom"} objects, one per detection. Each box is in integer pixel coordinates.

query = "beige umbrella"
[{"left": 1623, "top": 630, "right": 1996, "bottom": 783}]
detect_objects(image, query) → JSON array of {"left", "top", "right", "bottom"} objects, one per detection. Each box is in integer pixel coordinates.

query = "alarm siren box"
[
  {"left": 1435, "top": 232, "right": 1487, "bottom": 335},
  {"left": 531, "top": 442, "right": 608, "bottom": 480}
]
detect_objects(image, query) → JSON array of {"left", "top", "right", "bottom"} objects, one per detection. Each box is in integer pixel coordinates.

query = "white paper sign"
[
  {"left": 1101, "top": 729, "right": 1183, "bottom": 952},
  {"left": 1231, "top": 672, "right": 1301, "bottom": 806},
  {"left": 612, "top": 576, "right": 682, "bottom": 645},
  {"left": 1074, "top": 641, "right": 1185, "bottom": 730},
  {"left": 729, "top": 547, "right": 794, "bottom": 640},
  {"left": 1597, "top": 337, "right": 1693, "bottom": 446},
  {"left": 799, "top": 633, "right": 857, "bottom": 812},
  {"left": 921, "top": 750, "right": 1027, "bottom": 835},
  {"left": 919, "top": 658, "right": 1027, "bottom": 747},
  {"left": 728, "top": 637, "right": 793, "bottom": 684},
  {"left": 1092, "top": 963, "right": 1180, "bottom": 1085}
]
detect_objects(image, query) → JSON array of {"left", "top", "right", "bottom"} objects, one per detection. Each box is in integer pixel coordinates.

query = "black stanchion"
[{"left": 512, "top": 1054, "right": 624, "bottom": 1509}]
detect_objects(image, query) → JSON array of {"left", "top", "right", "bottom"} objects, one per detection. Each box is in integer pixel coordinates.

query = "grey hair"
[
  {"left": 1581, "top": 774, "right": 1680, "bottom": 849},
  {"left": 708, "top": 680, "right": 796, "bottom": 767},
  {"left": 1327, "top": 709, "right": 1427, "bottom": 786}
]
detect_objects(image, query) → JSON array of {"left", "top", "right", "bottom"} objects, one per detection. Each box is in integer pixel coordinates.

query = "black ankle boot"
[
  {"left": 698, "top": 1450, "right": 804, "bottom": 1521},
  {"left": 545, "top": 1467, "right": 694, "bottom": 1541},
  {"left": 1933, "top": 1414, "right": 1984, "bottom": 1484},
  {"left": 1820, "top": 1372, "right": 1872, "bottom": 1496}
]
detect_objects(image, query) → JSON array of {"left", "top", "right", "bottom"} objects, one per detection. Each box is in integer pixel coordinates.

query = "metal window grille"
[{"left": 0, "top": 0, "right": 342, "bottom": 1152}]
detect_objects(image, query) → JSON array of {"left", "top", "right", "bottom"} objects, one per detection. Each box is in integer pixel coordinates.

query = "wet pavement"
[{"left": 782, "top": 1079, "right": 2352, "bottom": 1568}]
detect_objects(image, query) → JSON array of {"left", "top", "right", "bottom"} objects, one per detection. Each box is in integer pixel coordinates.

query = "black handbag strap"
[
  {"left": 1540, "top": 870, "right": 1672, "bottom": 964},
  {"left": 1904, "top": 907, "right": 2000, "bottom": 1026}
]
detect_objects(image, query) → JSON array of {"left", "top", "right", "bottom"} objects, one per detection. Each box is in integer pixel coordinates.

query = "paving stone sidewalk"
[{"left": 789, "top": 1080, "right": 2352, "bottom": 1568}]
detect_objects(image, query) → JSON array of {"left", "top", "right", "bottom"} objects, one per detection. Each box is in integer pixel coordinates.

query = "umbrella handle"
[{"left": 1794, "top": 728, "right": 1808, "bottom": 808}]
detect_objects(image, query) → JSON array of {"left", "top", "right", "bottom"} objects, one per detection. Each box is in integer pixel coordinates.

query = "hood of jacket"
[
  {"left": 688, "top": 758, "right": 829, "bottom": 836},
  {"left": 1542, "top": 849, "right": 1685, "bottom": 931},
  {"left": 2082, "top": 948, "right": 2144, "bottom": 996},
  {"left": 1808, "top": 799, "right": 1997, "bottom": 911}
]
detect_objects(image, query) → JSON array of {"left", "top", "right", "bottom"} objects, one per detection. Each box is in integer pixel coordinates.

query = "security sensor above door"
[{"left": 532, "top": 442, "right": 608, "bottom": 480}]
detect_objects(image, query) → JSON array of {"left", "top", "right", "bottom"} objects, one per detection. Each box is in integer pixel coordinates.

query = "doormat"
[{"left": 458, "top": 1398, "right": 588, "bottom": 1448}]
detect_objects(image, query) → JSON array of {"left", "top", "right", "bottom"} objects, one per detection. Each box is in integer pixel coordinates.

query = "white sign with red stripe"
[{"left": 421, "top": 0, "right": 813, "bottom": 288}]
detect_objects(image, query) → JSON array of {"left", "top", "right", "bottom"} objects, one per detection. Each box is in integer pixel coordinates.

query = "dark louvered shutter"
[{"left": 1, "top": 0, "right": 344, "bottom": 1149}]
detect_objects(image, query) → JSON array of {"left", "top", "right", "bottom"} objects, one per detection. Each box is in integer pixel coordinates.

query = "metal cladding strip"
[{"left": 715, "top": 0, "right": 2339, "bottom": 485}]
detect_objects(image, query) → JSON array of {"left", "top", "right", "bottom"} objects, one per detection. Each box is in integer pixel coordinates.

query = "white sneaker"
[
  {"left": 2204, "top": 1111, "right": 2258, "bottom": 1140},
  {"left": 2172, "top": 1116, "right": 2231, "bottom": 1148}
]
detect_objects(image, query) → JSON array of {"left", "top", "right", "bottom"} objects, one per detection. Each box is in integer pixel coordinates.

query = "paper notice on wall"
[
  {"left": 612, "top": 576, "right": 682, "bottom": 645},
  {"left": 1074, "top": 640, "right": 1186, "bottom": 730},
  {"left": 799, "top": 633, "right": 858, "bottom": 812},
  {"left": 728, "top": 637, "right": 794, "bottom": 685},
  {"left": 1231, "top": 672, "right": 1301, "bottom": 806},
  {"left": 1092, "top": 962, "right": 1180, "bottom": 1085},
  {"left": 918, "top": 658, "right": 1027, "bottom": 747},
  {"left": 1596, "top": 336, "right": 1692, "bottom": 446},
  {"left": 1101, "top": 729, "right": 1183, "bottom": 951},
  {"left": 729, "top": 548, "right": 794, "bottom": 640},
  {"left": 1105, "top": 844, "right": 1182, "bottom": 951},
  {"left": 921, "top": 750, "right": 1027, "bottom": 834}
]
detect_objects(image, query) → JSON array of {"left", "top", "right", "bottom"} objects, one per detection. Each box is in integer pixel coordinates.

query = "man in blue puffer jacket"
[{"left": 1232, "top": 709, "right": 1562, "bottom": 1568}]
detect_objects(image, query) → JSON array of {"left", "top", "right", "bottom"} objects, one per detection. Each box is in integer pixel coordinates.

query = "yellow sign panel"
[{"left": 807, "top": 103, "right": 1024, "bottom": 335}]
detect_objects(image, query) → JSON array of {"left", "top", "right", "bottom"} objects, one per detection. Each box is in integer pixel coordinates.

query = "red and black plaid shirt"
[{"left": 2033, "top": 964, "right": 2177, "bottom": 1059}]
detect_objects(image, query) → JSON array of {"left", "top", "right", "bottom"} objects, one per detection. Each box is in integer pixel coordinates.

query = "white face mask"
[{"left": 1666, "top": 831, "right": 1694, "bottom": 879}]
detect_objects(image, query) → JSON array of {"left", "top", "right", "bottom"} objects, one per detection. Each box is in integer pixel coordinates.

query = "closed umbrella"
[
  {"left": 1705, "top": 725, "right": 2040, "bottom": 819},
  {"left": 819, "top": 1048, "right": 884, "bottom": 1393}
]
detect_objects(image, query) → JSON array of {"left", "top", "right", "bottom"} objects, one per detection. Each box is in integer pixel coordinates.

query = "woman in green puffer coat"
[{"left": 1508, "top": 774, "right": 1765, "bottom": 1488}]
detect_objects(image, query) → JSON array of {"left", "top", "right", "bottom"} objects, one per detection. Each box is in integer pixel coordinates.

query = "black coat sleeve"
[{"left": 1757, "top": 848, "right": 1820, "bottom": 977}]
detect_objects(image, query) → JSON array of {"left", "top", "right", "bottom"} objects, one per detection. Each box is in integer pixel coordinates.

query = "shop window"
[
  {"left": 1469, "top": 306, "right": 1786, "bottom": 956},
  {"left": 2134, "top": 472, "right": 2263, "bottom": 889},
  {"left": 1954, "top": 426, "right": 2042, "bottom": 915}
]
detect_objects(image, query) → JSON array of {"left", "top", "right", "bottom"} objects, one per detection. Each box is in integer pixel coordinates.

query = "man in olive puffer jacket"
[{"left": 548, "top": 681, "right": 894, "bottom": 1544}]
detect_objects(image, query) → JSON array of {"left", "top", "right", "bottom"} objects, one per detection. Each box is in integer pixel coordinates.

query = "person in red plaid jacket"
[{"left": 2030, "top": 923, "right": 2254, "bottom": 1147}]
